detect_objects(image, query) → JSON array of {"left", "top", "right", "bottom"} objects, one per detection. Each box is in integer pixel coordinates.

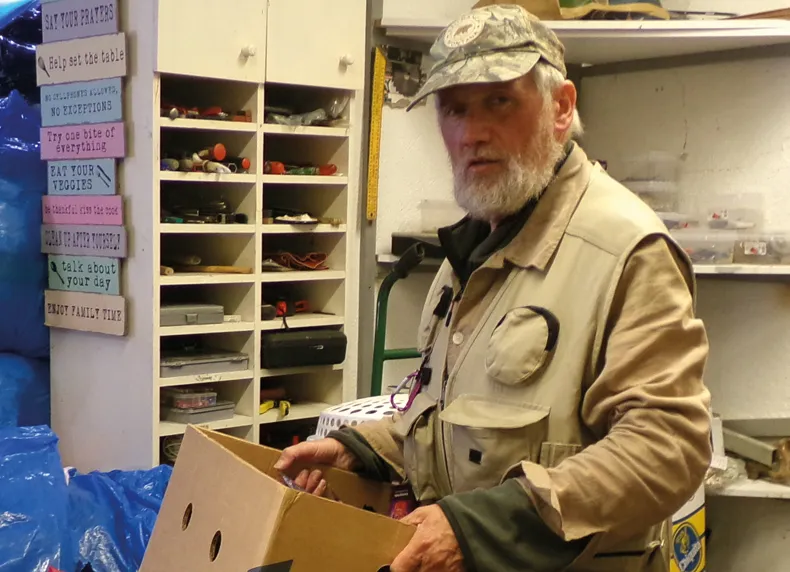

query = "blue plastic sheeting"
[
  {"left": 0, "top": 1, "right": 36, "bottom": 31},
  {"left": 0, "top": 426, "right": 172, "bottom": 572},
  {"left": 0, "top": 353, "right": 50, "bottom": 428},
  {"left": 0, "top": 90, "right": 49, "bottom": 358}
]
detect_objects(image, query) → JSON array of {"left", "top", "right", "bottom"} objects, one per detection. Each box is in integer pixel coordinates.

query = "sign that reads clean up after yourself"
[
  {"left": 41, "top": 77, "right": 122, "bottom": 127},
  {"left": 36, "top": 32, "right": 126, "bottom": 86},
  {"left": 42, "top": 0, "right": 119, "bottom": 44},
  {"left": 48, "top": 254, "right": 120, "bottom": 295},
  {"left": 47, "top": 159, "right": 116, "bottom": 195},
  {"left": 42, "top": 223, "right": 127, "bottom": 258},
  {"left": 45, "top": 289, "right": 126, "bottom": 336},
  {"left": 41, "top": 121, "right": 125, "bottom": 160},
  {"left": 43, "top": 195, "right": 123, "bottom": 226}
]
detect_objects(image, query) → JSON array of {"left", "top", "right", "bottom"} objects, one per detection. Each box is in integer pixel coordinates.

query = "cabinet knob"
[
  {"left": 241, "top": 45, "right": 257, "bottom": 58},
  {"left": 340, "top": 54, "right": 354, "bottom": 66}
]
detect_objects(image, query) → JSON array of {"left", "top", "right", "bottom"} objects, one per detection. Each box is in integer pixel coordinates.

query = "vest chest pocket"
[
  {"left": 439, "top": 395, "right": 549, "bottom": 493},
  {"left": 396, "top": 392, "right": 441, "bottom": 503},
  {"left": 485, "top": 306, "right": 560, "bottom": 387}
]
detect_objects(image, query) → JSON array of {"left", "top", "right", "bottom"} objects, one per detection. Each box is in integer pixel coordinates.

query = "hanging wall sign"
[
  {"left": 45, "top": 289, "right": 126, "bottom": 336},
  {"left": 35, "top": 32, "right": 127, "bottom": 86},
  {"left": 47, "top": 159, "right": 116, "bottom": 195},
  {"left": 41, "top": 77, "right": 123, "bottom": 127},
  {"left": 48, "top": 254, "right": 120, "bottom": 295},
  {"left": 41, "top": 121, "right": 125, "bottom": 160},
  {"left": 43, "top": 195, "right": 123, "bottom": 226},
  {"left": 42, "top": 223, "right": 127, "bottom": 258},
  {"left": 42, "top": 0, "right": 119, "bottom": 44}
]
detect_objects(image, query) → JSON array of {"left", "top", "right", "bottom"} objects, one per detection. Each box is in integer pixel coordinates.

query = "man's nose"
[{"left": 459, "top": 114, "right": 492, "bottom": 148}]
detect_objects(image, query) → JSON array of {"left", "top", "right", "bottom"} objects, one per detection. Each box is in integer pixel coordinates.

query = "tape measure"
[{"left": 366, "top": 46, "right": 387, "bottom": 222}]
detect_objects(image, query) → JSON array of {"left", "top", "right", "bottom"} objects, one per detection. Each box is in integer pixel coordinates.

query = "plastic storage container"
[
  {"left": 624, "top": 180, "right": 679, "bottom": 213},
  {"left": 419, "top": 200, "right": 466, "bottom": 233},
  {"left": 671, "top": 229, "right": 737, "bottom": 265},
  {"left": 618, "top": 151, "right": 682, "bottom": 182},
  {"left": 698, "top": 193, "right": 763, "bottom": 231},
  {"left": 160, "top": 400, "right": 235, "bottom": 424},
  {"left": 161, "top": 387, "right": 218, "bottom": 409},
  {"left": 160, "top": 303, "right": 224, "bottom": 327},
  {"left": 732, "top": 231, "right": 790, "bottom": 265},
  {"left": 160, "top": 349, "right": 250, "bottom": 378}
]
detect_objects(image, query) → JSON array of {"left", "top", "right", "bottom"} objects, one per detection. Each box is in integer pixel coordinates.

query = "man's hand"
[
  {"left": 390, "top": 505, "right": 465, "bottom": 572},
  {"left": 274, "top": 438, "right": 360, "bottom": 496}
]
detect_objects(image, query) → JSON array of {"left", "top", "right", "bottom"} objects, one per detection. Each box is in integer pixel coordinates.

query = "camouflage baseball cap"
[{"left": 406, "top": 4, "right": 566, "bottom": 111}]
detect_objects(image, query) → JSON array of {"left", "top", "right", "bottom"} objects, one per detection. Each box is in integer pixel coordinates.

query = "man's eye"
[
  {"left": 491, "top": 96, "right": 510, "bottom": 107},
  {"left": 442, "top": 105, "right": 465, "bottom": 117}
]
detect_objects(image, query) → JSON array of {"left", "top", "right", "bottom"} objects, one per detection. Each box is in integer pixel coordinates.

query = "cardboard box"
[{"left": 141, "top": 427, "right": 415, "bottom": 571}]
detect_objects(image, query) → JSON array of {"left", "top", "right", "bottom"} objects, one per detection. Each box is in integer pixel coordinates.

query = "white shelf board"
[
  {"left": 159, "top": 370, "right": 255, "bottom": 388},
  {"left": 261, "top": 174, "right": 349, "bottom": 185},
  {"left": 260, "top": 270, "right": 346, "bottom": 283},
  {"left": 379, "top": 18, "right": 790, "bottom": 66},
  {"left": 693, "top": 264, "right": 790, "bottom": 276},
  {"left": 261, "top": 363, "right": 344, "bottom": 378},
  {"left": 160, "top": 171, "right": 257, "bottom": 184},
  {"left": 261, "top": 224, "right": 346, "bottom": 234},
  {"left": 260, "top": 401, "right": 332, "bottom": 425},
  {"left": 159, "top": 321, "right": 256, "bottom": 337},
  {"left": 160, "top": 223, "right": 256, "bottom": 234},
  {"left": 262, "top": 124, "right": 349, "bottom": 137},
  {"left": 260, "top": 313, "right": 344, "bottom": 331},
  {"left": 160, "top": 273, "right": 256, "bottom": 285},
  {"left": 377, "top": 253, "right": 443, "bottom": 266},
  {"left": 159, "top": 117, "right": 257, "bottom": 133},
  {"left": 159, "top": 414, "right": 254, "bottom": 437},
  {"left": 707, "top": 479, "right": 790, "bottom": 500}
]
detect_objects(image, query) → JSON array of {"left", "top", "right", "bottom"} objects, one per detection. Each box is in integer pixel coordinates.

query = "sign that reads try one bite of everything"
[
  {"left": 42, "top": 223, "right": 127, "bottom": 258},
  {"left": 48, "top": 158, "right": 116, "bottom": 195},
  {"left": 41, "top": 121, "right": 125, "bottom": 160},
  {"left": 48, "top": 254, "right": 120, "bottom": 295},
  {"left": 42, "top": 0, "right": 119, "bottom": 44},
  {"left": 43, "top": 195, "right": 123, "bottom": 226},
  {"left": 36, "top": 32, "right": 126, "bottom": 86},
  {"left": 45, "top": 289, "right": 126, "bottom": 336},
  {"left": 41, "top": 77, "right": 122, "bottom": 127}
]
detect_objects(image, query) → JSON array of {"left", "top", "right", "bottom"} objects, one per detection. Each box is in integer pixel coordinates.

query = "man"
[{"left": 275, "top": 5, "right": 712, "bottom": 571}]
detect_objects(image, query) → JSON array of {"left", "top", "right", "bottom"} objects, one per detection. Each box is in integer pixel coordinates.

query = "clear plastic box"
[
  {"left": 698, "top": 193, "right": 763, "bottom": 231},
  {"left": 160, "top": 400, "right": 235, "bottom": 424},
  {"left": 732, "top": 231, "right": 790, "bottom": 265},
  {"left": 419, "top": 200, "right": 466, "bottom": 233},
  {"left": 671, "top": 229, "right": 737, "bottom": 265},
  {"left": 624, "top": 180, "right": 679, "bottom": 213},
  {"left": 618, "top": 151, "right": 682, "bottom": 182},
  {"left": 162, "top": 387, "right": 218, "bottom": 409}
]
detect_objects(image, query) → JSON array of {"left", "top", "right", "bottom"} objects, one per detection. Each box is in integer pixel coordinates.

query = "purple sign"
[{"left": 41, "top": 121, "right": 125, "bottom": 160}]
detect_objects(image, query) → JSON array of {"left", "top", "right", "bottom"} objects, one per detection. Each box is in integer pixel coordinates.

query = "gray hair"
[{"left": 532, "top": 62, "right": 584, "bottom": 142}]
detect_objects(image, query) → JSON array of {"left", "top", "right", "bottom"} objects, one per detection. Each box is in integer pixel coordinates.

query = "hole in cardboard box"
[
  {"left": 209, "top": 530, "right": 222, "bottom": 561},
  {"left": 182, "top": 503, "right": 193, "bottom": 530}
]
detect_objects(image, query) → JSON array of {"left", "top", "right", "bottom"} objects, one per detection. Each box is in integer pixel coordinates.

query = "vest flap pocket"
[
  {"left": 439, "top": 394, "right": 549, "bottom": 429},
  {"left": 393, "top": 391, "right": 437, "bottom": 437}
]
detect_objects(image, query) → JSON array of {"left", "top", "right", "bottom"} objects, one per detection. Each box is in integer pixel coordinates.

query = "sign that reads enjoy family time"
[
  {"left": 36, "top": 32, "right": 126, "bottom": 86},
  {"left": 42, "top": 223, "right": 127, "bottom": 258},
  {"left": 42, "top": 0, "right": 119, "bottom": 44},
  {"left": 45, "top": 289, "right": 126, "bottom": 336},
  {"left": 48, "top": 254, "right": 120, "bottom": 295},
  {"left": 41, "top": 121, "right": 125, "bottom": 160},
  {"left": 41, "top": 77, "right": 122, "bottom": 127},
  {"left": 47, "top": 159, "right": 116, "bottom": 195},
  {"left": 43, "top": 195, "right": 123, "bottom": 226}
]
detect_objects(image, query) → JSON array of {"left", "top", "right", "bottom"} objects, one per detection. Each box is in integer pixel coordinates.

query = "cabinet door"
[
  {"left": 266, "top": 0, "right": 366, "bottom": 90},
  {"left": 157, "top": 0, "right": 266, "bottom": 83}
]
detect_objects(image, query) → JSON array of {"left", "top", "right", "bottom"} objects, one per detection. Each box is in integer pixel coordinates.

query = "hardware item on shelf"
[
  {"left": 162, "top": 435, "right": 183, "bottom": 465},
  {"left": 262, "top": 252, "right": 329, "bottom": 271},
  {"left": 160, "top": 347, "right": 250, "bottom": 378},
  {"left": 732, "top": 232, "right": 790, "bottom": 265},
  {"left": 160, "top": 400, "right": 236, "bottom": 424},
  {"left": 262, "top": 285, "right": 312, "bottom": 318},
  {"left": 262, "top": 207, "right": 343, "bottom": 226},
  {"left": 160, "top": 265, "right": 175, "bottom": 276},
  {"left": 671, "top": 229, "right": 736, "bottom": 265},
  {"left": 264, "top": 161, "right": 338, "bottom": 176},
  {"left": 260, "top": 386, "right": 287, "bottom": 401},
  {"left": 160, "top": 143, "right": 251, "bottom": 175},
  {"left": 161, "top": 103, "right": 252, "bottom": 123},
  {"left": 161, "top": 387, "right": 218, "bottom": 409},
  {"left": 160, "top": 196, "right": 249, "bottom": 224},
  {"left": 261, "top": 329, "right": 347, "bottom": 369},
  {"left": 160, "top": 303, "right": 225, "bottom": 327},
  {"left": 263, "top": 95, "right": 349, "bottom": 127},
  {"left": 172, "top": 265, "right": 254, "bottom": 274},
  {"left": 260, "top": 399, "right": 291, "bottom": 420},
  {"left": 261, "top": 304, "right": 278, "bottom": 321},
  {"left": 197, "top": 143, "right": 227, "bottom": 162}
]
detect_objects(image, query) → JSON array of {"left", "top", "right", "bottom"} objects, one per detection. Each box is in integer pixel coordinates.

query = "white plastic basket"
[{"left": 311, "top": 394, "right": 409, "bottom": 440}]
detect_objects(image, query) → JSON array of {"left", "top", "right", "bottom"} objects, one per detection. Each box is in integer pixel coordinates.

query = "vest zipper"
[{"left": 437, "top": 288, "right": 462, "bottom": 495}]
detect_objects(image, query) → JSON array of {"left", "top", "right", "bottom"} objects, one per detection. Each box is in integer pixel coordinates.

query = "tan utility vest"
[{"left": 394, "top": 158, "right": 693, "bottom": 571}]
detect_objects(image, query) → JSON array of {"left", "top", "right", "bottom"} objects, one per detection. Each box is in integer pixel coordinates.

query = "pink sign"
[
  {"left": 41, "top": 121, "right": 125, "bottom": 160},
  {"left": 43, "top": 195, "right": 123, "bottom": 226}
]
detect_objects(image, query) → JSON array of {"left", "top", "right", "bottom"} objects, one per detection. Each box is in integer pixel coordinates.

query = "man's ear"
[{"left": 554, "top": 81, "right": 577, "bottom": 137}]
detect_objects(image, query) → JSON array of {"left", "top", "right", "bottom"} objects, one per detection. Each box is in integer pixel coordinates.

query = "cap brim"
[{"left": 405, "top": 51, "right": 541, "bottom": 112}]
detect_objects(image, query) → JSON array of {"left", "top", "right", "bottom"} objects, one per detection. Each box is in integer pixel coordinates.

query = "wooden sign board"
[
  {"left": 41, "top": 78, "right": 122, "bottom": 127},
  {"left": 45, "top": 289, "right": 126, "bottom": 336},
  {"left": 43, "top": 195, "right": 123, "bottom": 226},
  {"left": 48, "top": 159, "right": 116, "bottom": 195},
  {"left": 41, "top": 121, "right": 125, "bottom": 160},
  {"left": 42, "top": 0, "right": 119, "bottom": 44},
  {"left": 42, "top": 224, "right": 127, "bottom": 258},
  {"left": 36, "top": 32, "right": 126, "bottom": 86},
  {"left": 48, "top": 254, "right": 120, "bottom": 295}
]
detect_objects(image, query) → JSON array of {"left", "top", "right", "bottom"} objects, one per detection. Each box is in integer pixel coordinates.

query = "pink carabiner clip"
[{"left": 390, "top": 370, "right": 420, "bottom": 413}]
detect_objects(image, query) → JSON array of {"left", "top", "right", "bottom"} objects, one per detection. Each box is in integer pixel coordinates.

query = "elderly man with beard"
[{"left": 275, "top": 5, "right": 712, "bottom": 572}]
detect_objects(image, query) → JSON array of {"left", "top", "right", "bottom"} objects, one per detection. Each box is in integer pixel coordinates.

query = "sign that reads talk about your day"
[
  {"left": 36, "top": 32, "right": 126, "bottom": 86},
  {"left": 41, "top": 121, "right": 124, "bottom": 160},
  {"left": 43, "top": 195, "right": 123, "bottom": 226},
  {"left": 48, "top": 159, "right": 116, "bottom": 195},
  {"left": 45, "top": 289, "right": 126, "bottom": 336},
  {"left": 42, "top": 223, "right": 127, "bottom": 258},
  {"left": 41, "top": 77, "right": 122, "bottom": 127},
  {"left": 42, "top": 0, "right": 119, "bottom": 44},
  {"left": 48, "top": 254, "right": 120, "bottom": 295}
]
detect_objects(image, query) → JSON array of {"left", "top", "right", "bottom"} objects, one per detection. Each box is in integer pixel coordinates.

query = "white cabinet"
[
  {"left": 265, "top": 0, "right": 366, "bottom": 89},
  {"left": 157, "top": 0, "right": 266, "bottom": 83}
]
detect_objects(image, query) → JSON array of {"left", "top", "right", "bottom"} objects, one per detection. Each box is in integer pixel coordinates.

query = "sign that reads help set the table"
[
  {"left": 48, "top": 159, "right": 116, "bottom": 195},
  {"left": 41, "top": 77, "right": 122, "bottom": 127},
  {"left": 43, "top": 195, "right": 123, "bottom": 226},
  {"left": 36, "top": 32, "right": 126, "bottom": 86},
  {"left": 42, "top": 0, "right": 119, "bottom": 44},
  {"left": 41, "top": 121, "right": 125, "bottom": 160},
  {"left": 45, "top": 289, "right": 126, "bottom": 336},
  {"left": 42, "top": 223, "right": 127, "bottom": 258},
  {"left": 48, "top": 254, "right": 120, "bottom": 295}
]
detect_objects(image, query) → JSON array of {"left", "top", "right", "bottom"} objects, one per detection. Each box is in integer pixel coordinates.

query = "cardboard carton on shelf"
[{"left": 140, "top": 427, "right": 415, "bottom": 572}]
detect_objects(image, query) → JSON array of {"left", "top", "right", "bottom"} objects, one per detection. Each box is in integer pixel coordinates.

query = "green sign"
[{"left": 48, "top": 254, "right": 119, "bottom": 295}]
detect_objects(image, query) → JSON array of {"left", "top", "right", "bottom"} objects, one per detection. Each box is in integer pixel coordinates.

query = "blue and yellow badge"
[{"left": 671, "top": 518, "right": 705, "bottom": 572}]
